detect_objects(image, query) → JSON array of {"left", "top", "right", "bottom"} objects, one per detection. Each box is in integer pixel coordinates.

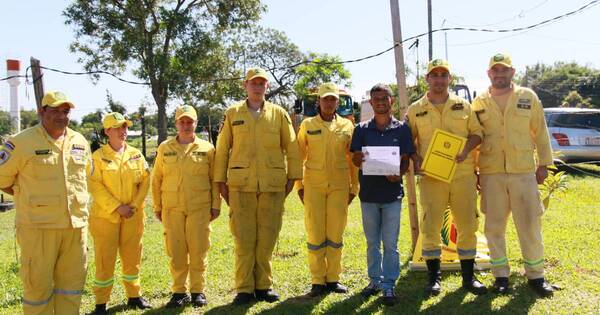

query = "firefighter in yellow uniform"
[
  {"left": 215, "top": 67, "right": 302, "bottom": 305},
  {"left": 407, "top": 59, "right": 487, "bottom": 296},
  {"left": 473, "top": 53, "right": 557, "bottom": 297},
  {"left": 152, "top": 105, "right": 221, "bottom": 308},
  {"left": 295, "top": 82, "right": 358, "bottom": 297},
  {"left": 88, "top": 113, "right": 152, "bottom": 314},
  {"left": 0, "top": 91, "right": 91, "bottom": 315}
]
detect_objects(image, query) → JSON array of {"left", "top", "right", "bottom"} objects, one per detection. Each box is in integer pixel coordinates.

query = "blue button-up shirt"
[{"left": 350, "top": 117, "right": 414, "bottom": 203}]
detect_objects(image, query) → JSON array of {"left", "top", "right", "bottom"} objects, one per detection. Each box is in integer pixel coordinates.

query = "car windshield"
[{"left": 548, "top": 112, "right": 600, "bottom": 130}]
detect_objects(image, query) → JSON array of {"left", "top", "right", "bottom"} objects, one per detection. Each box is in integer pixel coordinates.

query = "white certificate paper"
[{"left": 362, "top": 146, "right": 400, "bottom": 176}]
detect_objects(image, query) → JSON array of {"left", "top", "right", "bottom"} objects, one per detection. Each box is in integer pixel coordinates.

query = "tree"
[
  {"left": 228, "top": 26, "right": 304, "bottom": 106},
  {"left": 20, "top": 109, "right": 38, "bottom": 130},
  {"left": 105, "top": 90, "right": 127, "bottom": 114},
  {"left": 293, "top": 53, "right": 352, "bottom": 97},
  {"left": 64, "top": 0, "right": 264, "bottom": 144},
  {"left": 562, "top": 91, "right": 592, "bottom": 108},
  {"left": 518, "top": 62, "right": 600, "bottom": 108}
]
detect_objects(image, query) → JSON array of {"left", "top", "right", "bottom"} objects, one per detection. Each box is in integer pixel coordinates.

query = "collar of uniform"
[
  {"left": 315, "top": 113, "right": 339, "bottom": 125},
  {"left": 242, "top": 99, "right": 272, "bottom": 112},
  {"left": 367, "top": 116, "right": 401, "bottom": 131},
  {"left": 169, "top": 135, "right": 200, "bottom": 152},
  {"left": 421, "top": 93, "right": 458, "bottom": 110},
  {"left": 101, "top": 142, "right": 130, "bottom": 158},
  {"left": 484, "top": 84, "right": 518, "bottom": 100},
  {"left": 35, "top": 123, "right": 73, "bottom": 143}
]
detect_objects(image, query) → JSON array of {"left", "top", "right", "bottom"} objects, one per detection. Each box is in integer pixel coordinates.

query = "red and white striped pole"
[{"left": 6, "top": 59, "right": 21, "bottom": 133}]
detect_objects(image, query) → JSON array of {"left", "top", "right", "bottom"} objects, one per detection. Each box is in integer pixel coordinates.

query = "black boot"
[
  {"left": 528, "top": 278, "right": 556, "bottom": 298},
  {"left": 460, "top": 259, "right": 487, "bottom": 295},
  {"left": 191, "top": 293, "right": 208, "bottom": 307},
  {"left": 493, "top": 277, "right": 510, "bottom": 294},
  {"left": 127, "top": 297, "right": 152, "bottom": 309},
  {"left": 425, "top": 259, "right": 442, "bottom": 296},
  {"left": 255, "top": 289, "right": 280, "bottom": 303},
  {"left": 165, "top": 293, "right": 191, "bottom": 308},
  {"left": 307, "top": 284, "right": 328, "bottom": 298},
  {"left": 326, "top": 282, "right": 348, "bottom": 293},
  {"left": 89, "top": 304, "right": 107, "bottom": 315}
]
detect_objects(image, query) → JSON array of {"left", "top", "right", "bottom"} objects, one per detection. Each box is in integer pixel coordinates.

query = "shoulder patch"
[
  {"left": 307, "top": 129, "right": 322, "bottom": 135},
  {"left": 0, "top": 150, "right": 10, "bottom": 165},
  {"left": 35, "top": 149, "right": 51, "bottom": 155},
  {"left": 451, "top": 103, "right": 464, "bottom": 110},
  {"left": 4, "top": 141, "right": 15, "bottom": 151}
]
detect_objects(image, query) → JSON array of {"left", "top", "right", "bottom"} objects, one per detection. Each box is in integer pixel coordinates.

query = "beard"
[{"left": 492, "top": 77, "right": 511, "bottom": 89}]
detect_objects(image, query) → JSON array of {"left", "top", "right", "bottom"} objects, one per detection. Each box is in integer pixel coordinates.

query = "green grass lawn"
[{"left": 0, "top": 169, "right": 599, "bottom": 314}]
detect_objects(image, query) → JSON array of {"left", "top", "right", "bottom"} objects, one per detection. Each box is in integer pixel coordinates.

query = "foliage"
[
  {"left": 561, "top": 91, "right": 592, "bottom": 108},
  {"left": 293, "top": 52, "right": 352, "bottom": 97},
  {"left": 540, "top": 168, "right": 569, "bottom": 209},
  {"left": 228, "top": 26, "right": 305, "bottom": 107},
  {"left": 0, "top": 109, "right": 40, "bottom": 138},
  {"left": 64, "top": 0, "right": 264, "bottom": 144},
  {"left": 518, "top": 62, "right": 600, "bottom": 108}
]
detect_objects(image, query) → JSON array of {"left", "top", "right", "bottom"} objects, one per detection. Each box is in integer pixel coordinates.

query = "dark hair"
[{"left": 370, "top": 83, "right": 393, "bottom": 98}]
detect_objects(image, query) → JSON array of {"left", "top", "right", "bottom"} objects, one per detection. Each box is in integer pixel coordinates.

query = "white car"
[{"left": 544, "top": 107, "right": 600, "bottom": 163}]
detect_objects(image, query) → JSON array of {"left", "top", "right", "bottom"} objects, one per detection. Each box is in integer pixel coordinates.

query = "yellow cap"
[
  {"left": 175, "top": 105, "right": 197, "bottom": 121},
  {"left": 318, "top": 82, "right": 339, "bottom": 99},
  {"left": 427, "top": 59, "right": 450, "bottom": 74},
  {"left": 245, "top": 67, "right": 269, "bottom": 81},
  {"left": 489, "top": 53, "right": 513, "bottom": 69},
  {"left": 41, "top": 91, "right": 75, "bottom": 108},
  {"left": 103, "top": 112, "right": 133, "bottom": 129}
]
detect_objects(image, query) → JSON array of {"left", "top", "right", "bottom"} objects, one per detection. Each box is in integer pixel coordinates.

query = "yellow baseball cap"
[
  {"left": 427, "top": 59, "right": 450, "bottom": 74},
  {"left": 245, "top": 67, "right": 269, "bottom": 81},
  {"left": 318, "top": 82, "right": 339, "bottom": 99},
  {"left": 103, "top": 112, "right": 133, "bottom": 129},
  {"left": 489, "top": 53, "right": 513, "bottom": 69},
  {"left": 41, "top": 91, "right": 75, "bottom": 108},
  {"left": 175, "top": 105, "right": 197, "bottom": 121}
]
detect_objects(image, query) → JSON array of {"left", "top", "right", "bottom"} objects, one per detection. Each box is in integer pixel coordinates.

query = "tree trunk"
[{"left": 156, "top": 99, "right": 168, "bottom": 146}]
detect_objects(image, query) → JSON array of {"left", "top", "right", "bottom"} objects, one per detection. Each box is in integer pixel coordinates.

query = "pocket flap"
[
  {"left": 29, "top": 195, "right": 61, "bottom": 207},
  {"left": 229, "top": 160, "right": 250, "bottom": 168}
]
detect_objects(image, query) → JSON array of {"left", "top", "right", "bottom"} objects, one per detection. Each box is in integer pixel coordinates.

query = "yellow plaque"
[{"left": 421, "top": 129, "right": 466, "bottom": 183}]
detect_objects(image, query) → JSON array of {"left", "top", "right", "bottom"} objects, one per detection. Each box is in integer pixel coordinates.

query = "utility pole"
[
  {"left": 139, "top": 106, "right": 147, "bottom": 158},
  {"left": 30, "top": 57, "right": 44, "bottom": 112},
  {"left": 390, "top": 0, "right": 419, "bottom": 249},
  {"left": 428, "top": 0, "right": 433, "bottom": 61}
]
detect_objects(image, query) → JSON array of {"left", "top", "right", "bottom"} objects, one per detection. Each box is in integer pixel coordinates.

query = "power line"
[{"left": 0, "top": 0, "right": 597, "bottom": 84}]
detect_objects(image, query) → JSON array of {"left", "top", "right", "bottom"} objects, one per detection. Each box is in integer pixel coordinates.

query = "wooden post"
[
  {"left": 30, "top": 57, "right": 44, "bottom": 112},
  {"left": 139, "top": 106, "right": 147, "bottom": 158},
  {"left": 390, "top": 0, "right": 419, "bottom": 250}
]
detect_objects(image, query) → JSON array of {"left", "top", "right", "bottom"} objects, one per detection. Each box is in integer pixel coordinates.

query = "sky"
[{"left": 1, "top": 0, "right": 599, "bottom": 121}]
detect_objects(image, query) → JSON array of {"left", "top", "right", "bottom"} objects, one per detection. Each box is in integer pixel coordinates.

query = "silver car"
[{"left": 544, "top": 107, "right": 600, "bottom": 163}]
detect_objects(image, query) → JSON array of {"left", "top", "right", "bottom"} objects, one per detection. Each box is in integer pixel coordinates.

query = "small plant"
[{"left": 539, "top": 165, "right": 569, "bottom": 209}]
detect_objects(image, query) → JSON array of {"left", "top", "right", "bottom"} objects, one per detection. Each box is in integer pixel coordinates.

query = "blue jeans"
[{"left": 360, "top": 200, "right": 402, "bottom": 290}]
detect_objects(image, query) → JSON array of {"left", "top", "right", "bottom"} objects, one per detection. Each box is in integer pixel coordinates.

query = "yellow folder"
[{"left": 421, "top": 129, "right": 466, "bottom": 183}]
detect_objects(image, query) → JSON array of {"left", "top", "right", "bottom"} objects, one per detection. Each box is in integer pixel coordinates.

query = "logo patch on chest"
[
  {"left": 232, "top": 120, "right": 245, "bottom": 126},
  {"left": 307, "top": 129, "right": 322, "bottom": 135},
  {"left": 192, "top": 151, "right": 207, "bottom": 156},
  {"left": 35, "top": 149, "right": 51, "bottom": 155},
  {"left": 451, "top": 103, "right": 464, "bottom": 110},
  {"left": 164, "top": 151, "right": 177, "bottom": 156},
  {"left": 416, "top": 111, "right": 428, "bottom": 117}
]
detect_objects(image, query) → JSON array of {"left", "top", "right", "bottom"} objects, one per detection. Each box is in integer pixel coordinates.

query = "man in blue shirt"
[{"left": 350, "top": 83, "right": 415, "bottom": 306}]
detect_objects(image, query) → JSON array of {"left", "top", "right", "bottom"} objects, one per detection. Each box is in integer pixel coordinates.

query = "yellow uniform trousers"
[
  {"left": 229, "top": 191, "right": 285, "bottom": 293},
  {"left": 162, "top": 206, "right": 212, "bottom": 293},
  {"left": 304, "top": 185, "right": 349, "bottom": 284},
  {"left": 89, "top": 213, "right": 144, "bottom": 304},
  {"left": 419, "top": 174, "right": 479, "bottom": 260},
  {"left": 481, "top": 173, "right": 545, "bottom": 279},
  {"left": 17, "top": 227, "right": 87, "bottom": 315}
]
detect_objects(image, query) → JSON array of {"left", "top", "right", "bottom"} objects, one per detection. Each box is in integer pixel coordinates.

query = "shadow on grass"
[
  {"left": 204, "top": 299, "right": 257, "bottom": 315},
  {"left": 253, "top": 291, "right": 329, "bottom": 315}
]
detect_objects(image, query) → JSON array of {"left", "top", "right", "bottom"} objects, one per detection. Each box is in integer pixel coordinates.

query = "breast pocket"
[
  {"left": 162, "top": 155, "right": 178, "bottom": 173},
  {"left": 511, "top": 109, "right": 531, "bottom": 135},
  {"left": 415, "top": 116, "right": 434, "bottom": 141},
  {"left": 306, "top": 134, "right": 325, "bottom": 170},
  {"left": 448, "top": 111, "right": 469, "bottom": 136},
  {"left": 32, "top": 155, "right": 59, "bottom": 180},
  {"left": 263, "top": 128, "right": 281, "bottom": 148},
  {"left": 191, "top": 154, "right": 210, "bottom": 175}
]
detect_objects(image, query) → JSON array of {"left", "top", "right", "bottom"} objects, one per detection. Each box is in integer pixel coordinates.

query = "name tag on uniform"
[
  {"left": 102, "top": 158, "right": 112, "bottom": 164},
  {"left": 307, "top": 129, "right": 322, "bottom": 135},
  {"left": 451, "top": 103, "right": 464, "bottom": 110},
  {"left": 517, "top": 99, "right": 531, "bottom": 110},
  {"left": 192, "top": 151, "right": 207, "bottom": 156},
  {"left": 129, "top": 153, "right": 142, "bottom": 161},
  {"left": 71, "top": 144, "right": 85, "bottom": 156},
  {"left": 232, "top": 120, "right": 245, "bottom": 126},
  {"left": 416, "top": 111, "right": 428, "bottom": 117},
  {"left": 35, "top": 149, "right": 51, "bottom": 155},
  {"left": 164, "top": 152, "right": 177, "bottom": 156}
]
